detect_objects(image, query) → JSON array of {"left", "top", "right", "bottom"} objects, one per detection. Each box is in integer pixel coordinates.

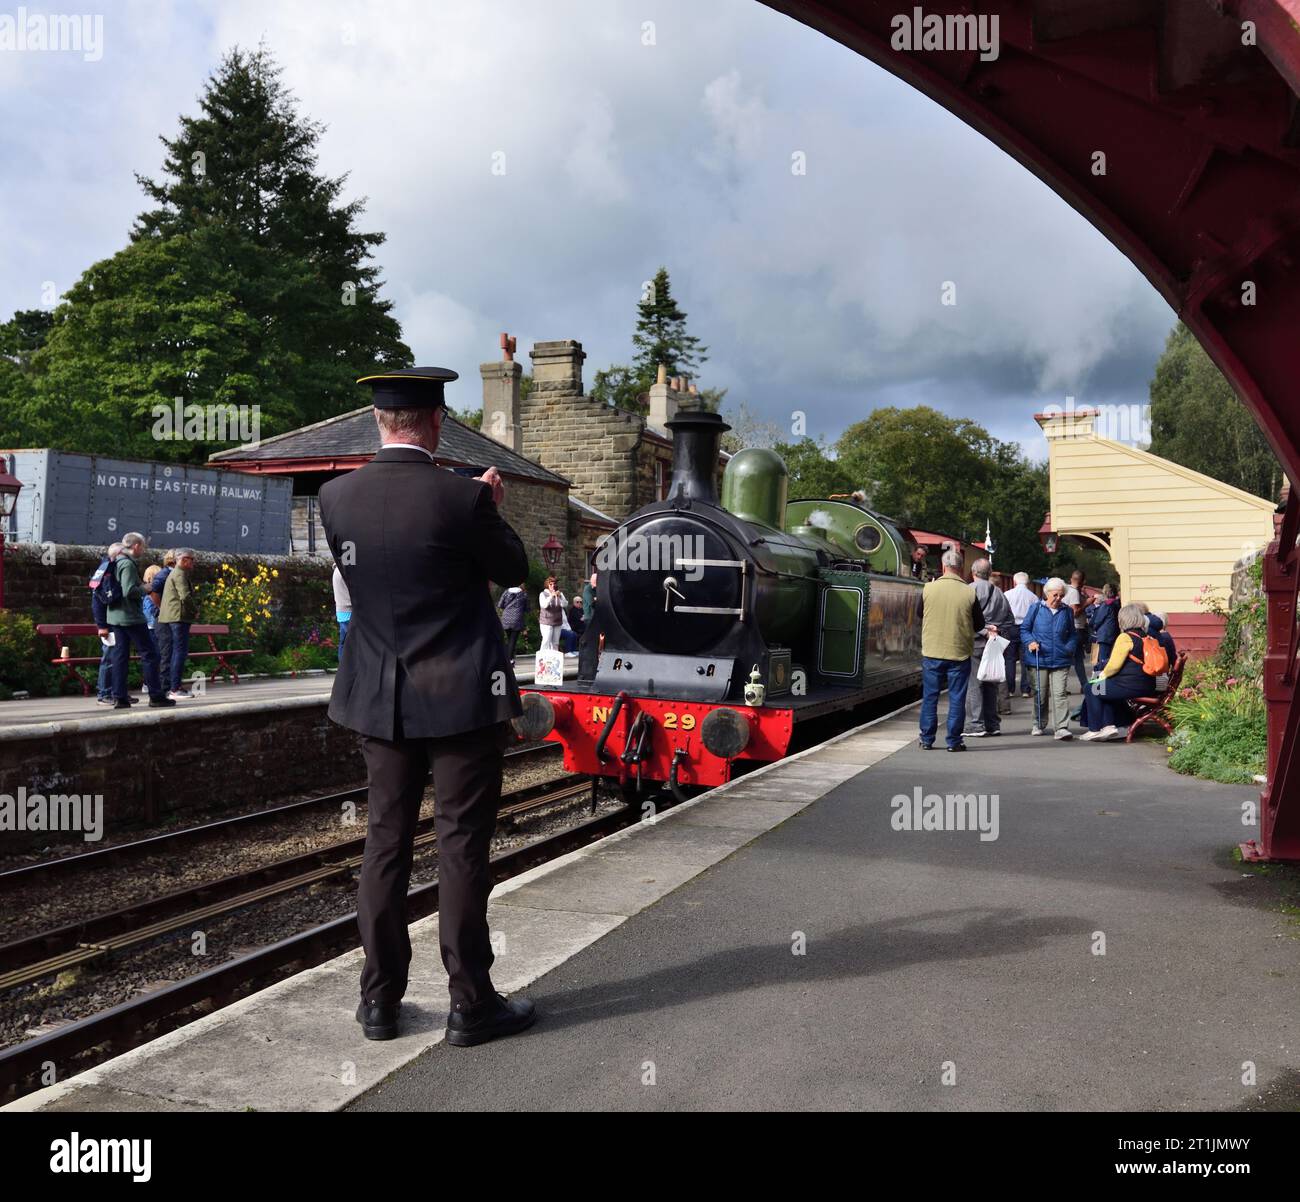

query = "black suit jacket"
[{"left": 319, "top": 447, "right": 528, "bottom": 740}]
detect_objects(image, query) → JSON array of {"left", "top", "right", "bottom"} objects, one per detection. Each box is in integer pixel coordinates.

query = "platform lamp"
[
  {"left": 1038, "top": 512, "right": 1059, "bottom": 556},
  {"left": 0, "top": 465, "right": 22, "bottom": 609},
  {"left": 541, "top": 534, "right": 564, "bottom": 571}
]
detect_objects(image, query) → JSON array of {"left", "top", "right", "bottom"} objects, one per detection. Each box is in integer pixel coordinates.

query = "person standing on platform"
[
  {"left": 966, "top": 558, "right": 1012, "bottom": 737},
  {"left": 333, "top": 565, "right": 353, "bottom": 662},
  {"left": 1086, "top": 583, "right": 1120, "bottom": 673},
  {"left": 538, "top": 577, "right": 566, "bottom": 652},
  {"left": 90, "top": 542, "right": 126, "bottom": 706},
  {"left": 918, "top": 548, "right": 990, "bottom": 752},
  {"left": 159, "top": 549, "right": 198, "bottom": 699},
  {"left": 108, "top": 533, "right": 173, "bottom": 710},
  {"left": 1021, "top": 577, "right": 1077, "bottom": 739},
  {"left": 1003, "top": 571, "right": 1038, "bottom": 699},
  {"left": 496, "top": 584, "right": 527, "bottom": 663},
  {"left": 578, "top": 570, "right": 600, "bottom": 682},
  {"left": 320, "top": 366, "right": 535, "bottom": 1048},
  {"left": 1063, "top": 569, "right": 1091, "bottom": 693},
  {"left": 151, "top": 551, "right": 177, "bottom": 693}
]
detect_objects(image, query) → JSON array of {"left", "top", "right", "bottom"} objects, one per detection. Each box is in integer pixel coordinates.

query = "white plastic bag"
[{"left": 977, "top": 633, "right": 1009, "bottom": 683}]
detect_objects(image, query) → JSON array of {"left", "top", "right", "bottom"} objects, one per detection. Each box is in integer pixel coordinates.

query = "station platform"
[
  {"left": 8, "top": 695, "right": 1297, "bottom": 1113},
  {"left": 0, "top": 657, "right": 568, "bottom": 737}
]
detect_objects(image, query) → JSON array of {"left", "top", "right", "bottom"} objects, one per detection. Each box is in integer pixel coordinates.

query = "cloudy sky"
[{"left": 0, "top": 0, "right": 1176, "bottom": 456}]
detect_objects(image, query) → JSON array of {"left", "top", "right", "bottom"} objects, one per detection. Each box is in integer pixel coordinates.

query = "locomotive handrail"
[{"left": 595, "top": 691, "right": 629, "bottom": 762}]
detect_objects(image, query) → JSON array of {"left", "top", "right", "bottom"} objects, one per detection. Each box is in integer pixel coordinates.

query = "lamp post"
[
  {"left": 0, "top": 466, "right": 23, "bottom": 609},
  {"left": 541, "top": 534, "right": 564, "bottom": 571},
  {"left": 1038, "top": 512, "right": 1059, "bottom": 556}
]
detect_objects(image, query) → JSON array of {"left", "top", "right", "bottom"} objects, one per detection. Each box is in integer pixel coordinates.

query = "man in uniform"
[{"left": 320, "top": 366, "right": 535, "bottom": 1046}]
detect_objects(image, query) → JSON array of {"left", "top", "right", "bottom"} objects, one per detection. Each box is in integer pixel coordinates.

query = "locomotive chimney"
[{"left": 666, "top": 410, "right": 730, "bottom": 505}]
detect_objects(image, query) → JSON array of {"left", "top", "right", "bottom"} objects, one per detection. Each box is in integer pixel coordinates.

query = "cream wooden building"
[{"left": 1037, "top": 408, "right": 1276, "bottom": 655}]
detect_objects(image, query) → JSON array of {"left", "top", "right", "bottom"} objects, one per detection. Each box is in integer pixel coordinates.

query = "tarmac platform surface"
[
  {"left": 8, "top": 695, "right": 1296, "bottom": 1113},
  {"left": 352, "top": 702, "right": 1296, "bottom": 1112}
]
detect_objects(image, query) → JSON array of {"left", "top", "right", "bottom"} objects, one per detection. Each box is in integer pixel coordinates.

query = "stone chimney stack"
[
  {"left": 647, "top": 363, "right": 701, "bottom": 429},
  {"left": 480, "top": 333, "right": 522, "bottom": 452},
  {"left": 529, "top": 339, "right": 586, "bottom": 398}
]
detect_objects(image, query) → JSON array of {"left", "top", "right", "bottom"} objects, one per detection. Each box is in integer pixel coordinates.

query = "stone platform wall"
[{"left": 0, "top": 698, "right": 363, "bottom": 851}]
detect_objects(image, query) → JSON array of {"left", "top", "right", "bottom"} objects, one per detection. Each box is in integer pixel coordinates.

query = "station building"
[
  {"left": 211, "top": 337, "right": 719, "bottom": 589},
  {"left": 1037, "top": 408, "right": 1276, "bottom": 656}
]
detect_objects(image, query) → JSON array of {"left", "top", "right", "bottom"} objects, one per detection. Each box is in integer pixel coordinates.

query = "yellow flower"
[
  {"left": 271, "top": 569, "right": 279, "bottom": 578},
  {"left": 226, "top": 612, "right": 232, "bottom": 619}
]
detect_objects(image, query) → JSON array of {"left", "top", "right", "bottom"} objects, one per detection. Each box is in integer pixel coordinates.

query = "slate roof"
[{"left": 209, "top": 405, "right": 569, "bottom": 486}]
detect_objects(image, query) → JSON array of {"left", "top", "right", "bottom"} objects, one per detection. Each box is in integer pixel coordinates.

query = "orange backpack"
[{"left": 1127, "top": 633, "right": 1169, "bottom": 676}]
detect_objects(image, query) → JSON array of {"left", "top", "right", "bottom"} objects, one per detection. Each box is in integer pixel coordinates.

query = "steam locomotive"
[{"left": 515, "top": 410, "right": 923, "bottom": 795}]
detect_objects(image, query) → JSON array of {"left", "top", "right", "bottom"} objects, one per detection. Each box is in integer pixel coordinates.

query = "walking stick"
[{"left": 1035, "top": 660, "right": 1043, "bottom": 732}]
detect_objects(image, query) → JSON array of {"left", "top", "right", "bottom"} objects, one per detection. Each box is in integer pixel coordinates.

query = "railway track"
[
  {"left": 0, "top": 741, "right": 561, "bottom": 887},
  {"left": 0, "top": 770, "right": 588, "bottom": 991},
  {"left": 0, "top": 788, "right": 667, "bottom": 1101}
]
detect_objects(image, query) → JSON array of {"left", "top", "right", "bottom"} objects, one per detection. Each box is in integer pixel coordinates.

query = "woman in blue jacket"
[{"left": 1021, "top": 577, "right": 1078, "bottom": 739}]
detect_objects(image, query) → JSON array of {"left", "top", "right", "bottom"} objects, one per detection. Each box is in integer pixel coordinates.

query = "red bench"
[
  {"left": 1125, "top": 651, "right": 1189, "bottom": 742},
  {"left": 37, "top": 623, "right": 253, "bottom": 696}
]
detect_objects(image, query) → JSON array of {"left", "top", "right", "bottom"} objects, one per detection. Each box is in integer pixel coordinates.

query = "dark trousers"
[
  {"left": 503, "top": 627, "right": 521, "bottom": 660},
  {"left": 919, "top": 655, "right": 971, "bottom": 748},
  {"left": 578, "top": 620, "right": 600, "bottom": 681},
  {"left": 1013, "top": 626, "right": 1032, "bottom": 693},
  {"left": 1083, "top": 678, "right": 1148, "bottom": 731},
  {"left": 1072, "top": 630, "right": 1091, "bottom": 693},
  {"left": 357, "top": 722, "right": 507, "bottom": 1008},
  {"left": 155, "top": 622, "right": 173, "bottom": 687},
  {"left": 110, "top": 623, "right": 163, "bottom": 700},
  {"left": 338, "top": 618, "right": 350, "bottom": 662},
  {"left": 167, "top": 621, "right": 191, "bottom": 691}
]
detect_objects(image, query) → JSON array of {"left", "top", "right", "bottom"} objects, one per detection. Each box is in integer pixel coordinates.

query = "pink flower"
[{"left": 1225, "top": 677, "right": 1238, "bottom": 687}]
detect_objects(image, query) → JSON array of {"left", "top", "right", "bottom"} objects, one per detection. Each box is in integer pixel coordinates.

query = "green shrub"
[
  {"left": 0, "top": 610, "right": 66, "bottom": 698},
  {"left": 1167, "top": 683, "right": 1266, "bottom": 784}
]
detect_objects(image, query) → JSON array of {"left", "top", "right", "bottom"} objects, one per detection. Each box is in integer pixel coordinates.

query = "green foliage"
[
  {"left": 631, "top": 267, "right": 706, "bottom": 381},
  {"left": 0, "top": 611, "right": 64, "bottom": 699},
  {"left": 1166, "top": 681, "right": 1266, "bottom": 784},
  {"left": 593, "top": 268, "right": 710, "bottom": 414},
  {"left": 1202, "top": 560, "right": 1266, "bottom": 681},
  {"left": 4, "top": 44, "right": 411, "bottom": 461},
  {"left": 776, "top": 437, "right": 857, "bottom": 499},
  {"left": 767, "top": 407, "right": 1107, "bottom": 581},
  {"left": 1149, "top": 322, "right": 1281, "bottom": 501},
  {"left": 0, "top": 309, "right": 53, "bottom": 446}
]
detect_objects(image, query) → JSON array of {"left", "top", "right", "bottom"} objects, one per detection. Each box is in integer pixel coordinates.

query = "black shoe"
[
  {"left": 148, "top": 695, "right": 176, "bottom": 708},
  {"left": 128, "top": 696, "right": 140, "bottom": 704},
  {"left": 356, "top": 1000, "right": 401, "bottom": 1041},
  {"left": 112, "top": 699, "right": 131, "bottom": 710},
  {"left": 947, "top": 743, "right": 967, "bottom": 752},
  {"left": 986, "top": 729, "right": 1002, "bottom": 737},
  {"left": 919, "top": 742, "right": 934, "bottom": 751},
  {"left": 445, "top": 993, "right": 536, "bottom": 1047}
]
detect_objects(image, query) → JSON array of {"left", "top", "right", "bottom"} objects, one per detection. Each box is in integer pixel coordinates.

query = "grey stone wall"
[{"left": 0, "top": 699, "right": 363, "bottom": 851}]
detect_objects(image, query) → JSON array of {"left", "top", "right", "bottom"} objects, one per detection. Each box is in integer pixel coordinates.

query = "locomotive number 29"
[{"left": 591, "top": 706, "right": 696, "bottom": 731}]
